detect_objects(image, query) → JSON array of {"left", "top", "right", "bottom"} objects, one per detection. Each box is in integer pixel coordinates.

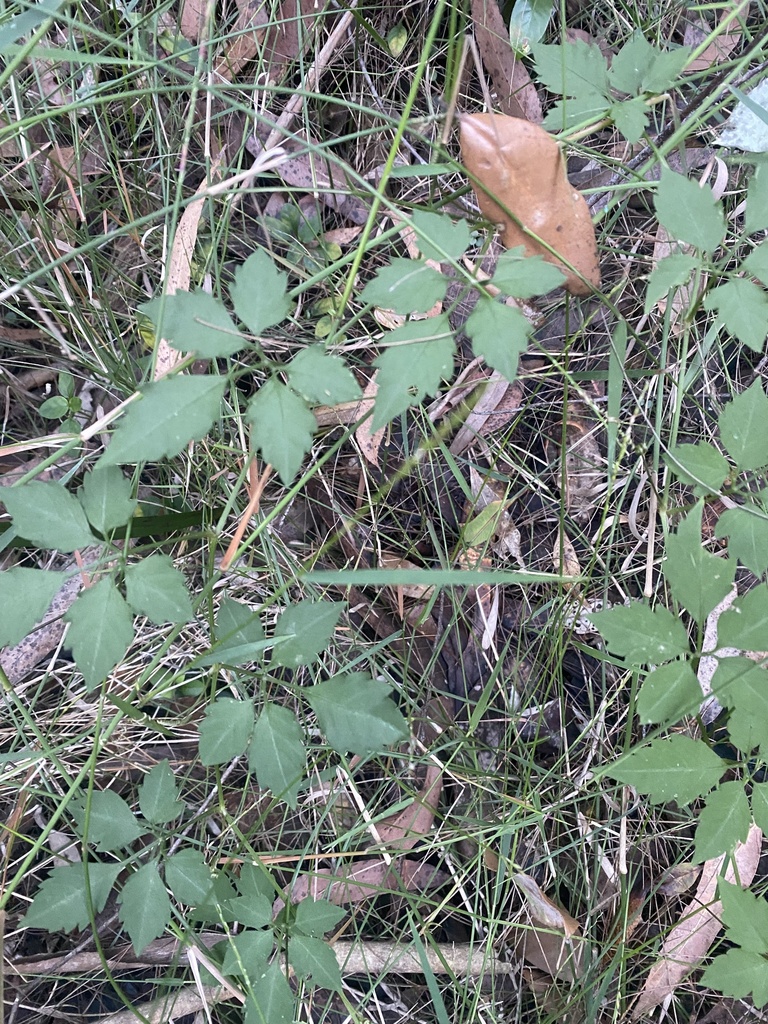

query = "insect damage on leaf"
[{"left": 460, "top": 113, "right": 600, "bottom": 295}]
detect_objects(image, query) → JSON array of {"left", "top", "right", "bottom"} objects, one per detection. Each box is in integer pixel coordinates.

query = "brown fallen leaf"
[
  {"left": 631, "top": 823, "right": 762, "bottom": 1018},
  {"left": 277, "top": 858, "right": 449, "bottom": 911},
  {"left": 512, "top": 872, "right": 584, "bottom": 981},
  {"left": 179, "top": 0, "right": 208, "bottom": 44},
  {"left": 684, "top": 3, "right": 748, "bottom": 72},
  {"left": 373, "top": 764, "right": 443, "bottom": 852},
  {"left": 460, "top": 113, "right": 600, "bottom": 295},
  {"left": 470, "top": 0, "right": 542, "bottom": 123}
]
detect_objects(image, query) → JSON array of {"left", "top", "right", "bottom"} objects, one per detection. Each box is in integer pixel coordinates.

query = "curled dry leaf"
[
  {"left": 373, "top": 764, "right": 443, "bottom": 851},
  {"left": 631, "top": 823, "right": 762, "bottom": 1019},
  {"left": 512, "top": 872, "right": 584, "bottom": 980},
  {"left": 460, "top": 114, "right": 600, "bottom": 295},
  {"left": 470, "top": 0, "right": 542, "bottom": 123},
  {"left": 276, "top": 858, "right": 449, "bottom": 913}
]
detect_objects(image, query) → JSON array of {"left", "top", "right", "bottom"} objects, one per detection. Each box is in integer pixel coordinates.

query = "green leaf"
[
  {"left": 637, "top": 661, "right": 702, "bottom": 725},
  {"left": 39, "top": 395, "right": 69, "bottom": 419},
  {"left": 165, "top": 849, "right": 215, "bottom": 905},
  {"left": 665, "top": 441, "right": 729, "bottom": 495},
  {"left": 140, "top": 292, "right": 243, "bottom": 358},
  {"left": 694, "top": 782, "right": 751, "bottom": 861},
  {"left": 272, "top": 599, "right": 345, "bottom": 668},
  {"left": 488, "top": 247, "right": 566, "bottom": 297},
  {"left": 663, "top": 502, "right": 736, "bottom": 623},
  {"left": 230, "top": 250, "right": 293, "bottom": 335},
  {"left": 715, "top": 505, "right": 768, "bottom": 575},
  {"left": 609, "top": 98, "right": 648, "bottom": 143},
  {"left": 411, "top": 211, "right": 472, "bottom": 260},
  {"left": 465, "top": 297, "right": 531, "bottom": 381},
  {"left": 360, "top": 259, "right": 448, "bottom": 315},
  {"left": 714, "top": 658, "right": 768, "bottom": 757},
  {"left": 78, "top": 467, "right": 137, "bottom": 534},
  {"left": 245, "top": 963, "right": 294, "bottom": 1024},
  {"left": 237, "top": 862, "right": 274, "bottom": 900},
  {"left": 124, "top": 554, "right": 193, "bottom": 625},
  {"left": 752, "top": 782, "right": 768, "bottom": 833},
  {"left": 246, "top": 377, "right": 316, "bottom": 484},
  {"left": 99, "top": 375, "right": 227, "bottom": 466},
  {"left": 286, "top": 347, "right": 361, "bottom": 405},
  {"left": 654, "top": 169, "right": 725, "bottom": 251},
  {"left": 644, "top": 252, "right": 698, "bottom": 314},
  {"left": 719, "top": 880, "right": 768, "bottom": 953},
  {"left": 21, "top": 862, "right": 120, "bottom": 932},
  {"left": 740, "top": 239, "right": 768, "bottom": 285},
  {"left": 701, "top": 949, "right": 768, "bottom": 1007},
  {"left": 372, "top": 315, "right": 455, "bottom": 430},
  {"left": 0, "top": 480, "right": 95, "bottom": 552},
  {"left": 718, "top": 587, "right": 768, "bottom": 651},
  {"left": 533, "top": 39, "right": 610, "bottom": 99},
  {"left": 223, "top": 894, "right": 273, "bottom": 930},
  {"left": 0, "top": 567, "right": 66, "bottom": 646},
  {"left": 542, "top": 93, "right": 610, "bottom": 131},
  {"left": 138, "top": 760, "right": 184, "bottom": 824},
  {"left": 288, "top": 935, "right": 342, "bottom": 991},
  {"left": 199, "top": 597, "right": 267, "bottom": 667},
  {"left": 249, "top": 703, "right": 305, "bottom": 808},
  {"left": 118, "top": 861, "right": 172, "bottom": 955},
  {"left": 718, "top": 380, "right": 768, "bottom": 471},
  {"left": 703, "top": 278, "right": 768, "bottom": 352},
  {"left": 608, "top": 32, "right": 658, "bottom": 94},
  {"left": 222, "top": 929, "right": 274, "bottom": 979},
  {"left": 509, "top": 0, "right": 554, "bottom": 55},
  {"left": 641, "top": 45, "right": 692, "bottom": 93},
  {"left": 306, "top": 672, "right": 409, "bottom": 755},
  {"left": 607, "top": 735, "right": 724, "bottom": 805},
  {"left": 294, "top": 899, "right": 346, "bottom": 937},
  {"left": 746, "top": 164, "right": 768, "bottom": 233},
  {"left": 720, "top": 81, "right": 768, "bottom": 154},
  {"left": 64, "top": 578, "right": 135, "bottom": 691},
  {"left": 72, "top": 790, "right": 142, "bottom": 851},
  {"left": 588, "top": 603, "right": 690, "bottom": 664},
  {"left": 198, "top": 697, "right": 254, "bottom": 765},
  {"left": 0, "top": 0, "right": 65, "bottom": 50}
]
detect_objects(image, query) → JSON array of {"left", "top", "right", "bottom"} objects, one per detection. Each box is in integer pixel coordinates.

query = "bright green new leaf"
[
  {"left": 78, "top": 467, "right": 137, "bottom": 534},
  {"left": 99, "top": 375, "right": 227, "bottom": 466},
  {"left": 719, "top": 879, "right": 768, "bottom": 953},
  {"left": 607, "top": 735, "right": 724, "bottom": 805},
  {"left": 372, "top": 315, "right": 455, "bottom": 429},
  {"left": 0, "top": 567, "right": 66, "bottom": 646},
  {"left": 644, "top": 252, "right": 698, "bottom": 314},
  {"left": 663, "top": 501, "right": 736, "bottom": 623},
  {"left": 693, "top": 782, "right": 750, "bottom": 862},
  {"left": 230, "top": 250, "right": 293, "bottom": 335},
  {"left": 294, "top": 899, "right": 346, "bottom": 938},
  {"left": 289, "top": 935, "right": 342, "bottom": 991},
  {"left": 654, "top": 169, "right": 725, "bottom": 251},
  {"left": 610, "top": 98, "right": 648, "bottom": 143},
  {"left": 718, "top": 587, "right": 768, "bottom": 652},
  {"left": 489, "top": 247, "right": 565, "bottom": 298},
  {"left": 588, "top": 603, "right": 690, "bottom": 664},
  {"left": 64, "top": 578, "right": 135, "bottom": 691},
  {"left": 306, "top": 672, "right": 409, "bottom": 755},
  {"left": 359, "top": 259, "right": 448, "bottom": 315},
  {"left": 124, "top": 554, "right": 193, "bottom": 624},
  {"left": 198, "top": 597, "right": 266, "bottom": 667},
  {"left": 607, "top": 32, "right": 659, "bottom": 94},
  {"left": 118, "top": 861, "right": 172, "bottom": 955},
  {"left": 533, "top": 39, "right": 610, "bottom": 99},
  {"left": 249, "top": 703, "right": 306, "bottom": 808},
  {"left": 222, "top": 929, "right": 274, "bottom": 979},
  {"left": 272, "top": 599, "right": 344, "bottom": 668},
  {"left": 165, "top": 849, "right": 215, "bottom": 905},
  {"left": 223, "top": 894, "right": 273, "bottom": 930},
  {"left": 0, "top": 480, "right": 95, "bottom": 552},
  {"left": 701, "top": 948, "right": 768, "bottom": 1007},
  {"left": 637, "top": 661, "right": 702, "bottom": 725},
  {"left": 665, "top": 441, "right": 729, "bottom": 495},
  {"left": 509, "top": 0, "right": 554, "bottom": 54},
  {"left": 703, "top": 278, "right": 768, "bottom": 352},
  {"left": 411, "top": 211, "right": 472, "bottom": 261},
  {"left": 246, "top": 377, "right": 316, "bottom": 484},
  {"left": 746, "top": 165, "right": 768, "bottom": 233},
  {"left": 715, "top": 505, "right": 768, "bottom": 575},
  {"left": 751, "top": 783, "right": 768, "bottom": 833},
  {"left": 465, "top": 297, "right": 531, "bottom": 382},
  {"left": 140, "top": 292, "right": 243, "bottom": 358},
  {"left": 198, "top": 698, "right": 255, "bottom": 765},
  {"left": 245, "top": 963, "right": 294, "bottom": 1024},
  {"left": 21, "top": 862, "right": 120, "bottom": 932},
  {"left": 138, "top": 760, "right": 184, "bottom": 824},
  {"left": 718, "top": 380, "right": 768, "bottom": 471},
  {"left": 286, "top": 347, "right": 361, "bottom": 405},
  {"left": 71, "top": 790, "right": 142, "bottom": 851}
]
